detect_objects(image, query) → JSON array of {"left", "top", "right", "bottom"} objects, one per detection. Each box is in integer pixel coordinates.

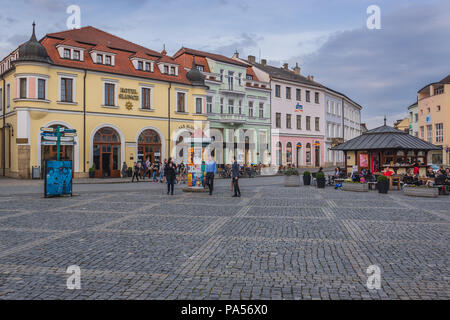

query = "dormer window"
[
  {"left": 164, "top": 65, "right": 169, "bottom": 74},
  {"left": 145, "top": 62, "right": 151, "bottom": 71},
  {"left": 170, "top": 66, "right": 175, "bottom": 75},
  {"left": 64, "top": 49, "right": 70, "bottom": 59},
  {"left": 105, "top": 55, "right": 111, "bottom": 65},
  {"left": 97, "top": 54, "right": 103, "bottom": 64},
  {"left": 138, "top": 61, "right": 143, "bottom": 70},
  {"left": 73, "top": 50, "right": 80, "bottom": 60},
  {"left": 246, "top": 75, "right": 253, "bottom": 80},
  {"left": 196, "top": 65, "right": 204, "bottom": 72}
]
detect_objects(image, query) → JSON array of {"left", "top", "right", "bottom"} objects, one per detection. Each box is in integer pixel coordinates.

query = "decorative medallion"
[{"left": 125, "top": 101, "right": 133, "bottom": 110}]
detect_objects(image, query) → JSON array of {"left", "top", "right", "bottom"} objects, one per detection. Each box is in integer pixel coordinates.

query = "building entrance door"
[{"left": 93, "top": 127, "right": 121, "bottom": 178}]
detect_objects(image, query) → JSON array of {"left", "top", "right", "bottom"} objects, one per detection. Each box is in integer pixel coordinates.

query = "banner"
[{"left": 44, "top": 160, "right": 73, "bottom": 197}]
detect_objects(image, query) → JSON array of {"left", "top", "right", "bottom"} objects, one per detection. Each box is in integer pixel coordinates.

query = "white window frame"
[
  {"left": 57, "top": 73, "right": 77, "bottom": 104},
  {"left": 0, "top": 88, "right": 2, "bottom": 111},
  {"left": 37, "top": 77, "right": 48, "bottom": 100},
  {"left": 140, "top": 84, "right": 154, "bottom": 110},
  {"left": 259, "top": 102, "right": 264, "bottom": 118},
  {"left": 6, "top": 83, "right": 10, "bottom": 110},
  {"left": 102, "top": 79, "right": 118, "bottom": 107},
  {"left": 206, "top": 96, "right": 213, "bottom": 113},
  {"left": 176, "top": 90, "right": 188, "bottom": 113}
]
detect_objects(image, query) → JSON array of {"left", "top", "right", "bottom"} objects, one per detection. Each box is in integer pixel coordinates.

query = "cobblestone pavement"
[{"left": 0, "top": 176, "right": 448, "bottom": 300}]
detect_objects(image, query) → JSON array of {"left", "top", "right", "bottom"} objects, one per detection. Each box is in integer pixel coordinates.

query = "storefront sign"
[
  {"left": 119, "top": 88, "right": 139, "bottom": 100},
  {"left": 296, "top": 142, "right": 302, "bottom": 148},
  {"left": 178, "top": 124, "right": 195, "bottom": 130}
]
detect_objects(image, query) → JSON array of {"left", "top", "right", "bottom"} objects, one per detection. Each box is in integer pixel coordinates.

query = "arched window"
[
  {"left": 286, "top": 142, "right": 292, "bottom": 164},
  {"left": 93, "top": 127, "right": 121, "bottom": 177},
  {"left": 276, "top": 142, "right": 282, "bottom": 166},
  {"left": 306, "top": 143, "right": 311, "bottom": 165},
  {"left": 138, "top": 129, "right": 161, "bottom": 163}
]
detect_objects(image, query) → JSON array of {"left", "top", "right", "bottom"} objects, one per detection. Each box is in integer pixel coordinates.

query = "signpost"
[{"left": 40, "top": 126, "right": 77, "bottom": 197}]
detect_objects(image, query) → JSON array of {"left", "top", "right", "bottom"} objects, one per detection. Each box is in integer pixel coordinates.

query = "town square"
[{"left": 0, "top": 0, "right": 449, "bottom": 305}]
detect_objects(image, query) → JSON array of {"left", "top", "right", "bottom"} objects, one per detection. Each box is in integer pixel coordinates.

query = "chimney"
[
  {"left": 261, "top": 59, "right": 267, "bottom": 66},
  {"left": 282, "top": 63, "right": 289, "bottom": 70},
  {"left": 248, "top": 55, "right": 256, "bottom": 63},
  {"left": 293, "top": 63, "right": 300, "bottom": 75},
  {"left": 161, "top": 44, "right": 167, "bottom": 56}
]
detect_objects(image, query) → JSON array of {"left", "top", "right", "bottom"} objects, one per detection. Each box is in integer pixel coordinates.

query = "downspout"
[
  {"left": 83, "top": 69, "right": 87, "bottom": 173},
  {"left": 2, "top": 76, "right": 5, "bottom": 176},
  {"left": 168, "top": 82, "right": 172, "bottom": 160}
]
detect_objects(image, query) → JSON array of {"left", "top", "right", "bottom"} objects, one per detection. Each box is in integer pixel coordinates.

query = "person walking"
[
  {"left": 165, "top": 158, "right": 176, "bottom": 195},
  {"left": 132, "top": 162, "right": 140, "bottom": 182},
  {"left": 121, "top": 162, "right": 128, "bottom": 178},
  {"left": 205, "top": 157, "right": 217, "bottom": 195},
  {"left": 152, "top": 162, "right": 159, "bottom": 182},
  {"left": 231, "top": 157, "right": 241, "bottom": 197}
]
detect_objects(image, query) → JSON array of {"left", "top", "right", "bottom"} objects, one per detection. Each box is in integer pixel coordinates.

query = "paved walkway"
[{"left": 0, "top": 176, "right": 448, "bottom": 299}]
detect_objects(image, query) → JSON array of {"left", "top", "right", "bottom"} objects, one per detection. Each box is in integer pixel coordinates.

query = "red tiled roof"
[
  {"left": 130, "top": 51, "right": 156, "bottom": 60},
  {"left": 157, "top": 55, "right": 179, "bottom": 64},
  {"left": 174, "top": 53, "right": 211, "bottom": 73},
  {"left": 245, "top": 66, "right": 259, "bottom": 82},
  {"left": 58, "top": 39, "right": 85, "bottom": 48},
  {"left": 41, "top": 34, "right": 191, "bottom": 85},
  {"left": 46, "top": 26, "right": 162, "bottom": 58},
  {"left": 173, "top": 47, "right": 247, "bottom": 67},
  {"left": 90, "top": 44, "right": 113, "bottom": 53}
]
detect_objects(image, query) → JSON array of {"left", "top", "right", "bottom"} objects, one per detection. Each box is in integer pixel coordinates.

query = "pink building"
[{"left": 245, "top": 58, "right": 325, "bottom": 167}]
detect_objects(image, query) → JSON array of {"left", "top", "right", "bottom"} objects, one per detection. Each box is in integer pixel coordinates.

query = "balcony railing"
[{"left": 218, "top": 113, "right": 247, "bottom": 124}]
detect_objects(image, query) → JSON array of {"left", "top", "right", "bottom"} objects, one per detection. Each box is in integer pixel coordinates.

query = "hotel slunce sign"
[{"left": 119, "top": 88, "right": 139, "bottom": 100}]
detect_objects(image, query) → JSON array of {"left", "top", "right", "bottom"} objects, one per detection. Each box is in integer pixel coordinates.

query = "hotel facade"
[{"left": 0, "top": 25, "right": 208, "bottom": 179}]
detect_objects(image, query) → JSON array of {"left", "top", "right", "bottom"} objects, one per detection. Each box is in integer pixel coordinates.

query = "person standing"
[
  {"left": 121, "top": 162, "right": 128, "bottom": 178},
  {"left": 205, "top": 157, "right": 217, "bottom": 195},
  {"left": 231, "top": 157, "right": 241, "bottom": 197},
  {"left": 159, "top": 159, "right": 166, "bottom": 183},
  {"left": 165, "top": 159, "right": 176, "bottom": 195},
  {"left": 132, "top": 162, "right": 140, "bottom": 182}
]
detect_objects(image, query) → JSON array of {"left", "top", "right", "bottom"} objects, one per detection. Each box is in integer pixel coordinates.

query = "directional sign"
[
  {"left": 62, "top": 132, "right": 77, "bottom": 137},
  {"left": 63, "top": 129, "right": 76, "bottom": 133},
  {"left": 40, "top": 127, "right": 55, "bottom": 132},
  {"left": 42, "top": 135, "right": 74, "bottom": 142},
  {"left": 42, "top": 141, "right": 77, "bottom": 146}
]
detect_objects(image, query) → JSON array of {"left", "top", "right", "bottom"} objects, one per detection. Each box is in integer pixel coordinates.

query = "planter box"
[
  {"left": 342, "top": 182, "right": 368, "bottom": 192},
  {"left": 284, "top": 175, "right": 300, "bottom": 187},
  {"left": 403, "top": 186, "right": 438, "bottom": 198}
]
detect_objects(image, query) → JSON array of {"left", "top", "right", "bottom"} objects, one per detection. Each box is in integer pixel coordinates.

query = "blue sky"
[{"left": 1, "top": 0, "right": 449, "bottom": 129}]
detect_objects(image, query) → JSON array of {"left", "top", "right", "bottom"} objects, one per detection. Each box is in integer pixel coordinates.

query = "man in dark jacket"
[
  {"left": 231, "top": 157, "right": 241, "bottom": 197},
  {"left": 165, "top": 158, "right": 177, "bottom": 195},
  {"left": 132, "top": 162, "right": 140, "bottom": 182}
]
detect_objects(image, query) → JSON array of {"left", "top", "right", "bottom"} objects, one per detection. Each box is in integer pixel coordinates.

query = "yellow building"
[
  {"left": 393, "top": 117, "right": 409, "bottom": 133},
  {"left": 0, "top": 24, "right": 208, "bottom": 178},
  {"left": 417, "top": 75, "right": 450, "bottom": 165}
]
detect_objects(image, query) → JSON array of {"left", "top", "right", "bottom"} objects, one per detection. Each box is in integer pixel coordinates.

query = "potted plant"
[
  {"left": 88, "top": 164, "right": 96, "bottom": 178},
  {"left": 284, "top": 168, "right": 300, "bottom": 187},
  {"left": 303, "top": 171, "right": 311, "bottom": 185},
  {"left": 377, "top": 175, "right": 389, "bottom": 194},
  {"left": 403, "top": 185, "right": 439, "bottom": 198},
  {"left": 127, "top": 167, "right": 133, "bottom": 177},
  {"left": 316, "top": 171, "right": 326, "bottom": 188}
]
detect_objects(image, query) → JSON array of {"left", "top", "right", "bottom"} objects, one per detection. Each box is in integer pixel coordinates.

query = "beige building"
[{"left": 417, "top": 75, "right": 449, "bottom": 165}]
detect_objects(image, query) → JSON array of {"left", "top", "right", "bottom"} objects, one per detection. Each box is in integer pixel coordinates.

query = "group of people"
[
  {"left": 124, "top": 157, "right": 242, "bottom": 197},
  {"left": 123, "top": 159, "right": 188, "bottom": 185}
]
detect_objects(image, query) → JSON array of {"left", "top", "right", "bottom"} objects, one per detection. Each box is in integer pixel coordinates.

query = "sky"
[{"left": 1, "top": 0, "right": 449, "bottom": 129}]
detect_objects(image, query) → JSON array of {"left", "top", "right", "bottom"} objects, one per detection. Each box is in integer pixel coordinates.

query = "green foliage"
[
  {"left": 285, "top": 168, "right": 299, "bottom": 176},
  {"left": 303, "top": 171, "right": 311, "bottom": 177},
  {"left": 377, "top": 175, "right": 388, "bottom": 183},
  {"left": 316, "top": 172, "right": 325, "bottom": 179},
  {"left": 89, "top": 164, "right": 96, "bottom": 172}
]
